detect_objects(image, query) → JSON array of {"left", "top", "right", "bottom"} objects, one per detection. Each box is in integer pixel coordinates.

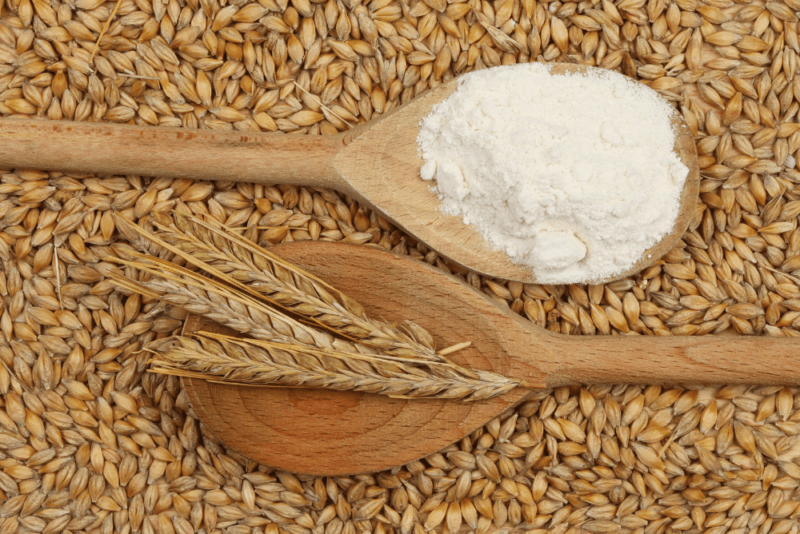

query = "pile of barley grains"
[{"left": 1, "top": 0, "right": 800, "bottom": 531}]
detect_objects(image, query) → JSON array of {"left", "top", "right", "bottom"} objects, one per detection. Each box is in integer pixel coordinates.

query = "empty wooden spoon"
[
  {"left": 0, "top": 64, "right": 699, "bottom": 283},
  {"left": 182, "top": 241, "right": 800, "bottom": 476}
]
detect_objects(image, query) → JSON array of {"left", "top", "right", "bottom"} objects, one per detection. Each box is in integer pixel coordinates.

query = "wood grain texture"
[
  {"left": 0, "top": 65, "right": 699, "bottom": 284},
  {"left": 183, "top": 242, "right": 800, "bottom": 476},
  {"left": 0, "top": 118, "right": 347, "bottom": 189}
]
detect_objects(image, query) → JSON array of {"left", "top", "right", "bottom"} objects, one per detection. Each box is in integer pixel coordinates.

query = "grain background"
[{"left": 2, "top": 0, "right": 800, "bottom": 532}]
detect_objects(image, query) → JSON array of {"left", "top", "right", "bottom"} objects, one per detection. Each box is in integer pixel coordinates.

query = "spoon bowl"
[
  {"left": 183, "top": 241, "right": 800, "bottom": 476},
  {"left": 0, "top": 64, "right": 699, "bottom": 282}
]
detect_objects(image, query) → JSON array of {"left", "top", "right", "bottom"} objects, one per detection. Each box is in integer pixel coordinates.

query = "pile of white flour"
[{"left": 417, "top": 63, "right": 689, "bottom": 284}]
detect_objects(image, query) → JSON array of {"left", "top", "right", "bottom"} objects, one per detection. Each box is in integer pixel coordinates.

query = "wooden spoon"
[
  {"left": 183, "top": 241, "right": 800, "bottom": 476},
  {"left": 0, "top": 64, "right": 699, "bottom": 283}
]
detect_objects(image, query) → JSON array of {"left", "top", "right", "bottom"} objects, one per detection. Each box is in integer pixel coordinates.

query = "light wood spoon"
[
  {"left": 183, "top": 241, "right": 800, "bottom": 477},
  {"left": 0, "top": 64, "right": 699, "bottom": 283}
]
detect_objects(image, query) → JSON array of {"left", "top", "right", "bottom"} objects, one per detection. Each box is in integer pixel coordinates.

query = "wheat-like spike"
[
  {"left": 115, "top": 211, "right": 445, "bottom": 362},
  {"left": 108, "top": 255, "right": 377, "bottom": 354},
  {"left": 149, "top": 211, "right": 444, "bottom": 361},
  {"left": 111, "top": 213, "right": 435, "bottom": 357},
  {"left": 112, "top": 213, "right": 520, "bottom": 399},
  {"left": 112, "top": 256, "right": 514, "bottom": 390},
  {"left": 151, "top": 334, "right": 520, "bottom": 401},
  {"left": 112, "top": 253, "right": 469, "bottom": 359}
]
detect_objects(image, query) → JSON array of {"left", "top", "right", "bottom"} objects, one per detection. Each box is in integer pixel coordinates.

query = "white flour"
[{"left": 417, "top": 63, "right": 689, "bottom": 284}]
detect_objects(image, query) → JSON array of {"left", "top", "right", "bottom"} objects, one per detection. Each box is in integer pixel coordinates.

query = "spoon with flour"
[{"left": 0, "top": 63, "right": 699, "bottom": 283}]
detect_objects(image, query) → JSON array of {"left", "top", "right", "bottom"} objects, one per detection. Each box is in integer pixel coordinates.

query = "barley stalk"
[
  {"left": 109, "top": 254, "right": 330, "bottom": 348},
  {"left": 151, "top": 333, "right": 519, "bottom": 401},
  {"left": 143, "top": 210, "right": 445, "bottom": 361},
  {"left": 109, "top": 214, "right": 522, "bottom": 399}
]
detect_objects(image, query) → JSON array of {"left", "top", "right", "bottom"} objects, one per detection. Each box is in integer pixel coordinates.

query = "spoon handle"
[
  {"left": 0, "top": 118, "right": 350, "bottom": 191},
  {"left": 518, "top": 333, "right": 800, "bottom": 387}
]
